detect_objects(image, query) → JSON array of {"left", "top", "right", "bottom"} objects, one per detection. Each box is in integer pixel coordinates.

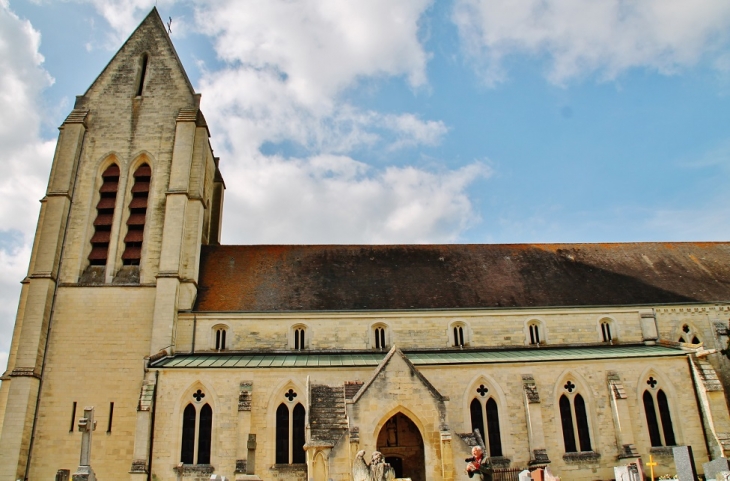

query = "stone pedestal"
[{"left": 72, "top": 465, "right": 96, "bottom": 481}]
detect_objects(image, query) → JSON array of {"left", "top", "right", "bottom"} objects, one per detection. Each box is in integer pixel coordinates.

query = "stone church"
[{"left": 3, "top": 8, "right": 730, "bottom": 481}]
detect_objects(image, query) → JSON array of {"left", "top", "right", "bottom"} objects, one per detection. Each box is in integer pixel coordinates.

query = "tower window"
[
  {"left": 122, "top": 164, "right": 151, "bottom": 265},
  {"left": 180, "top": 401, "right": 213, "bottom": 465},
  {"left": 89, "top": 164, "right": 119, "bottom": 266},
  {"left": 136, "top": 54, "right": 148, "bottom": 96},
  {"left": 275, "top": 401, "right": 306, "bottom": 464}
]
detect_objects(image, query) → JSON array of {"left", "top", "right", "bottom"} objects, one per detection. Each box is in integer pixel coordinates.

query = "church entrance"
[{"left": 376, "top": 413, "right": 425, "bottom": 481}]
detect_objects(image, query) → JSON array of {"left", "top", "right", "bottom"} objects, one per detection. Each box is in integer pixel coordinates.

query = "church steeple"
[{"left": 0, "top": 8, "right": 223, "bottom": 479}]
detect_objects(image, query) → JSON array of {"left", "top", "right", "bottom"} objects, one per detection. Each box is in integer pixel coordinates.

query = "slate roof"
[{"left": 194, "top": 243, "right": 730, "bottom": 312}]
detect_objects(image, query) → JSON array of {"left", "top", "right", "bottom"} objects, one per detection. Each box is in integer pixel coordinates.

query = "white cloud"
[
  {"left": 220, "top": 154, "right": 489, "bottom": 244},
  {"left": 0, "top": 1, "right": 56, "bottom": 371},
  {"left": 453, "top": 0, "right": 730, "bottom": 85},
  {"left": 195, "top": 0, "right": 431, "bottom": 104}
]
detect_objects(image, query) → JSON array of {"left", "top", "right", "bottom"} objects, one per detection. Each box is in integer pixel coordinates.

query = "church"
[{"left": 3, "top": 8, "right": 730, "bottom": 481}]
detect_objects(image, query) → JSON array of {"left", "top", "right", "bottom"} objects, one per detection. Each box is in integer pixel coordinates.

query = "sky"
[{"left": 1, "top": 0, "right": 730, "bottom": 369}]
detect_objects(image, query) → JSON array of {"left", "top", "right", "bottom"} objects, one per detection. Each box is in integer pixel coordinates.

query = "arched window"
[
  {"left": 559, "top": 382, "right": 592, "bottom": 453},
  {"left": 294, "top": 328, "right": 305, "bottom": 350},
  {"left": 600, "top": 321, "right": 612, "bottom": 342},
  {"left": 643, "top": 378, "right": 676, "bottom": 447},
  {"left": 122, "top": 164, "right": 151, "bottom": 265},
  {"left": 374, "top": 326, "right": 388, "bottom": 350},
  {"left": 527, "top": 321, "right": 543, "bottom": 345},
  {"left": 469, "top": 386, "right": 503, "bottom": 457},
  {"left": 275, "top": 399, "right": 306, "bottom": 464},
  {"left": 452, "top": 323, "right": 467, "bottom": 347},
  {"left": 215, "top": 328, "right": 226, "bottom": 351},
  {"left": 89, "top": 164, "right": 119, "bottom": 266},
  {"left": 180, "top": 399, "right": 213, "bottom": 465}
]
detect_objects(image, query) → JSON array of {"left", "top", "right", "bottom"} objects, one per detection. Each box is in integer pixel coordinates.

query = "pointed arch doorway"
[{"left": 376, "top": 413, "right": 425, "bottom": 481}]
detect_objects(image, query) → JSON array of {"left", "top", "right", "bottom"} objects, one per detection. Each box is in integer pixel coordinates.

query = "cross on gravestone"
[
  {"left": 564, "top": 381, "right": 576, "bottom": 393},
  {"left": 78, "top": 407, "right": 97, "bottom": 466},
  {"left": 193, "top": 389, "right": 205, "bottom": 401},
  {"left": 476, "top": 385, "right": 489, "bottom": 397},
  {"left": 72, "top": 407, "right": 97, "bottom": 481},
  {"left": 647, "top": 377, "right": 658, "bottom": 389},
  {"left": 285, "top": 389, "right": 297, "bottom": 401}
]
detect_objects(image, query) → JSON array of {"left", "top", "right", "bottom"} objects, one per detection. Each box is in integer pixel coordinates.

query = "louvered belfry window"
[
  {"left": 122, "top": 164, "right": 151, "bottom": 265},
  {"left": 88, "top": 164, "right": 119, "bottom": 265}
]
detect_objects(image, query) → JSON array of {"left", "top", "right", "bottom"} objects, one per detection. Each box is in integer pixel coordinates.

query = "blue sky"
[{"left": 1, "top": 0, "right": 730, "bottom": 367}]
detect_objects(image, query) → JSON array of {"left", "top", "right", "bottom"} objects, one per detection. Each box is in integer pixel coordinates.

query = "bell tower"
[{"left": 0, "top": 8, "right": 224, "bottom": 480}]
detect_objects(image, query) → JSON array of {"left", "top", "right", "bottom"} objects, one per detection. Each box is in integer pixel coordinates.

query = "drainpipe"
[{"left": 192, "top": 314, "right": 196, "bottom": 353}]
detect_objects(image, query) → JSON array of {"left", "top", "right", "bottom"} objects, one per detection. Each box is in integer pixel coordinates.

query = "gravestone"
[
  {"left": 518, "top": 470, "right": 531, "bottom": 481},
  {"left": 72, "top": 407, "right": 97, "bottom": 481},
  {"left": 705, "top": 459, "right": 730, "bottom": 480},
  {"left": 614, "top": 466, "right": 630, "bottom": 481},
  {"left": 56, "top": 469, "right": 70, "bottom": 481},
  {"left": 673, "top": 446, "right": 697, "bottom": 481}
]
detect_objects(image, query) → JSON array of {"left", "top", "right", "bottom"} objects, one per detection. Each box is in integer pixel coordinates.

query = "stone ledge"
[
  {"left": 650, "top": 446, "right": 675, "bottom": 457},
  {"left": 562, "top": 451, "right": 600, "bottom": 464}
]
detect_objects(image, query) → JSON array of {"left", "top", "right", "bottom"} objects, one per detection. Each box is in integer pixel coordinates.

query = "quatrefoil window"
[
  {"left": 564, "top": 381, "right": 576, "bottom": 393},
  {"left": 285, "top": 388, "right": 297, "bottom": 401},
  {"left": 647, "top": 377, "right": 658, "bottom": 389},
  {"left": 193, "top": 389, "right": 205, "bottom": 402},
  {"left": 476, "top": 384, "right": 489, "bottom": 397}
]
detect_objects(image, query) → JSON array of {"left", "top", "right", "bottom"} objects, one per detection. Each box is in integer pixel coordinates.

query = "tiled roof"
[
  {"left": 194, "top": 242, "right": 730, "bottom": 311},
  {"left": 149, "top": 344, "right": 684, "bottom": 369}
]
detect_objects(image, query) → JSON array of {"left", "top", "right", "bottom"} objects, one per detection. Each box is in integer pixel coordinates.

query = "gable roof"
[
  {"left": 84, "top": 7, "right": 195, "bottom": 97},
  {"left": 193, "top": 242, "right": 730, "bottom": 312}
]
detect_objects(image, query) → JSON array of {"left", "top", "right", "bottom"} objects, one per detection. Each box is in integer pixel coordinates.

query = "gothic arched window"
[
  {"left": 677, "top": 324, "right": 700, "bottom": 344},
  {"left": 89, "top": 164, "right": 119, "bottom": 266},
  {"left": 527, "top": 321, "right": 543, "bottom": 345},
  {"left": 643, "top": 380, "right": 676, "bottom": 447},
  {"left": 275, "top": 397, "right": 306, "bottom": 464},
  {"left": 294, "top": 328, "right": 305, "bottom": 350},
  {"left": 600, "top": 320, "right": 612, "bottom": 342},
  {"left": 215, "top": 328, "right": 227, "bottom": 351},
  {"left": 373, "top": 325, "right": 388, "bottom": 350},
  {"left": 451, "top": 322, "right": 469, "bottom": 347},
  {"left": 559, "top": 383, "right": 592, "bottom": 453},
  {"left": 180, "top": 400, "right": 213, "bottom": 465},
  {"left": 469, "top": 386, "right": 503, "bottom": 457},
  {"left": 122, "top": 164, "right": 151, "bottom": 265}
]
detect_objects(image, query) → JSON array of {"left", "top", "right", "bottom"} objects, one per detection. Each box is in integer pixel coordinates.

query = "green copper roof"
[{"left": 150, "top": 344, "right": 684, "bottom": 369}]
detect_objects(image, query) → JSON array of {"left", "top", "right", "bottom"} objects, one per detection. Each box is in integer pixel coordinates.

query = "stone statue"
[
  {"left": 465, "top": 446, "right": 493, "bottom": 481},
  {"left": 353, "top": 450, "right": 396, "bottom": 481}
]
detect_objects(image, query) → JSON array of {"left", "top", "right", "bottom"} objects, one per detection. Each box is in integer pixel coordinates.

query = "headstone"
[
  {"left": 530, "top": 469, "right": 544, "bottom": 481},
  {"left": 705, "top": 458, "right": 730, "bottom": 481},
  {"left": 56, "top": 470, "right": 70, "bottom": 481},
  {"left": 72, "top": 407, "right": 97, "bottom": 481},
  {"left": 518, "top": 470, "right": 531, "bottom": 481},
  {"left": 543, "top": 466, "right": 558, "bottom": 481},
  {"left": 614, "top": 466, "right": 630, "bottom": 481},
  {"left": 673, "top": 446, "right": 698, "bottom": 481}
]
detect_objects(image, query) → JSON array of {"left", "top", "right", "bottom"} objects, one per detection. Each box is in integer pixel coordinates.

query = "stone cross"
[
  {"left": 78, "top": 407, "right": 97, "bottom": 466},
  {"left": 72, "top": 407, "right": 97, "bottom": 481},
  {"left": 246, "top": 434, "right": 257, "bottom": 475}
]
